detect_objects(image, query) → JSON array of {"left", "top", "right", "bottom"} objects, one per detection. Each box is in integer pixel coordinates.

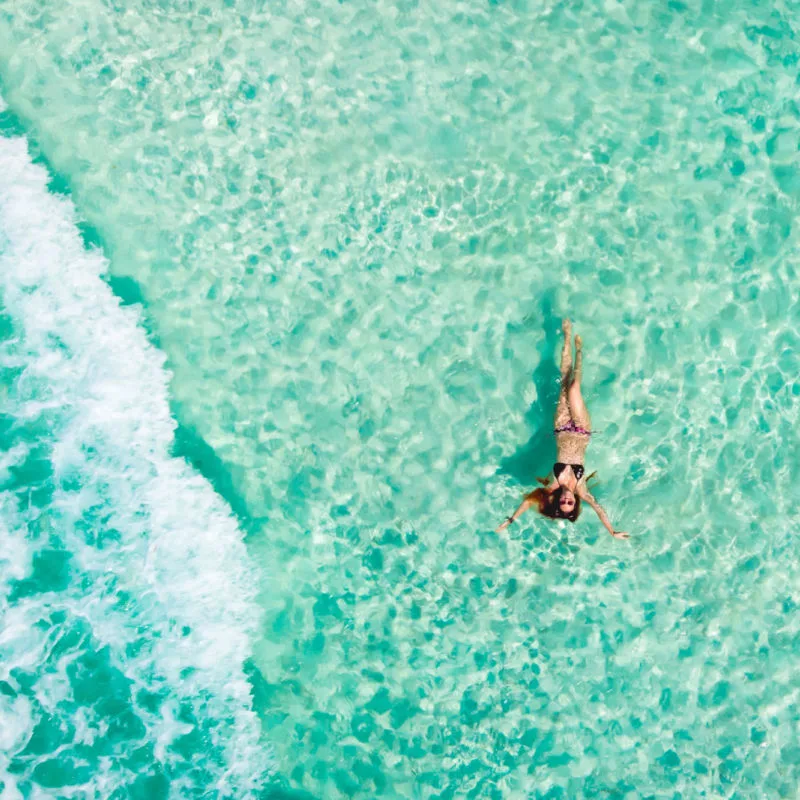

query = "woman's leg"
[
  {"left": 567, "top": 334, "right": 592, "bottom": 430},
  {"left": 554, "top": 320, "right": 572, "bottom": 429}
]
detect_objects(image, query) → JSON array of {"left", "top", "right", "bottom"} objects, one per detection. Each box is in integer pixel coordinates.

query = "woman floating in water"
[{"left": 496, "top": 319, "right": 629, "bottom": 539}]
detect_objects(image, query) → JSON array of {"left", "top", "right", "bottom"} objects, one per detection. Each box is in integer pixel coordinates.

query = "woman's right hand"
[
  {"left": 495, "top": 519, "right": 511, "bottom": 533},
  {"left": 611, "top": 530, "right": 630, "bottom": 540}
]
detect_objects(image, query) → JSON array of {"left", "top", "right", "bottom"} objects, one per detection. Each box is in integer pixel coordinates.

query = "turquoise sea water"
[{"left": 1, "top": 0, "right": 799, "bottom": 797}]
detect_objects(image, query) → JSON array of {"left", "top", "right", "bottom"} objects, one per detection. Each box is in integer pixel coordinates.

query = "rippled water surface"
[{"left": 1, "top": 0, "right": 800, "bottom": 797}]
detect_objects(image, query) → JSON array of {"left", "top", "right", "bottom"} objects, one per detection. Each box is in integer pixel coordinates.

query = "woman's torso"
[{"left": 555, "top": 430, "right": 590, "bottom": 465}]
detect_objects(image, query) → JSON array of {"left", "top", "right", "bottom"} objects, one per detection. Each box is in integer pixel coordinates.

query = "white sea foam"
[{"left": 0, "top": 131, "right": 272, "bottom": 795}]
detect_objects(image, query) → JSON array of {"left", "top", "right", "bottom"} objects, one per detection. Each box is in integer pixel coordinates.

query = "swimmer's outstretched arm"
[
  {"left": 495, "top": 495, "right": 535, "bottom": 533},
  {"left": 496, "top": 476, "right": 557, "bottom": 532},
  {"left": 578, "top": 488, "right": 629, "bottom": 539}
]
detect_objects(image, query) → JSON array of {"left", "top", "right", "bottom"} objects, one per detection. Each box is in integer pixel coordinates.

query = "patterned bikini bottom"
[{"left": 554, "top": 420, "right": 592, "bottom": 436}]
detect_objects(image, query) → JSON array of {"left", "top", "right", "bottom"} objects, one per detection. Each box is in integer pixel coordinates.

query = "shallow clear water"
[{"left": 1, "top": 0, "right": 800, "bottom": 797}]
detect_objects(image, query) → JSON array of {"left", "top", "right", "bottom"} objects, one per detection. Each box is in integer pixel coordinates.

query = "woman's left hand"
[
  {"left": 495, "top": 519, "right": 511, "bottom": 533},
  {"left": 611, "top": 530, "right": 630, "bottom": 540}
]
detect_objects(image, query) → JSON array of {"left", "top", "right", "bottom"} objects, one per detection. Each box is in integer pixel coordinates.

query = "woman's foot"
[
  {"left": 562, "top": 318, "right": 571, "bottom": 336},
  {"left": 575, "top": 334, "right": 582, "bottom": 351}
]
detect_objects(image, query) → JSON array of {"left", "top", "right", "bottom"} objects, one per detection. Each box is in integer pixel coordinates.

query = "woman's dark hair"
[{"left": 526, "top": 473, "right": 594, "bottom": 524}]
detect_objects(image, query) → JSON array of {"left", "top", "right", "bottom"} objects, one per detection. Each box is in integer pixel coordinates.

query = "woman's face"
[{"left": 559, "top": 489, "right": 576, "bottom": 514}]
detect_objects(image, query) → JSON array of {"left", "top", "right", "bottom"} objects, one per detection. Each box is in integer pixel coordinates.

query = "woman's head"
[{"left": 528, "top": 486, "right": 581, "bottom": 523}]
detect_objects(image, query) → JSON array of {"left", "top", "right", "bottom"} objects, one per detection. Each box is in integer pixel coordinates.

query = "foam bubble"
[{"left": 0, "top": 128, "right": 272, "bottom": 795}]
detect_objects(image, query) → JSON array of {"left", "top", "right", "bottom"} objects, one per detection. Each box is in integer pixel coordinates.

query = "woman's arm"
[
  {"left": 578, "top": 487, "right": 629, "bottom": 539},
  {"left": 495, "top": 496, "right": 534, "bottom": 532}
]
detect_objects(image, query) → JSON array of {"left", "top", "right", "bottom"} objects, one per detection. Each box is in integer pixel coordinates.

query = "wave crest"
[{"left": 0, "top": 128, "right": 272, "bottom": 797}]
